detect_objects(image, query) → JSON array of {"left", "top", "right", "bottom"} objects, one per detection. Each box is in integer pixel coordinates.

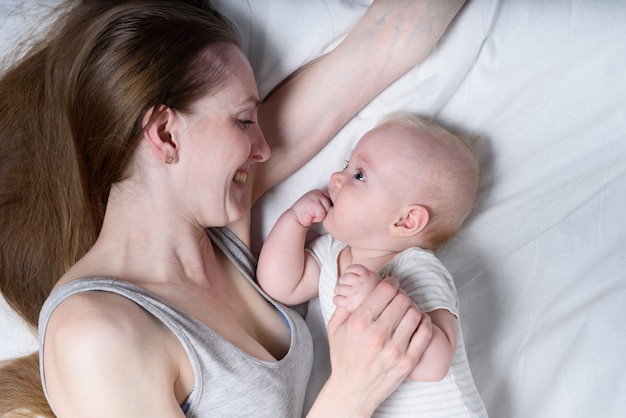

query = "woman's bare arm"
[{"left": 253, "top": 0, "right": 467, "bottom": 202}]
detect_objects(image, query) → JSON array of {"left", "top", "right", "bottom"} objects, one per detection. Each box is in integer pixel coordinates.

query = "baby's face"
[
  {"left": 322, "top": 123, "right": 424, "bottom": 246},
  {"left": 324, "top": 120, "right": 479, "bottom": 249}
]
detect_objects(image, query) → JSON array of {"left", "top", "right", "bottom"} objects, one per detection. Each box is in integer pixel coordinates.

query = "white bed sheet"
[{"left": 2, "top": 1, "right": 625, "bottom": 417}]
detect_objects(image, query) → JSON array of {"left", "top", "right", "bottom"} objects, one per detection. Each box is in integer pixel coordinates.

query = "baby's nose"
[{"left": 330, "top": 171, "right": 343, "bottom": 187}]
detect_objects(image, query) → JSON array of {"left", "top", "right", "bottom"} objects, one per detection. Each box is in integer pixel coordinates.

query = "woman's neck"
[{"left": 60, "top": 185, "right": 217, "bottom": 289}]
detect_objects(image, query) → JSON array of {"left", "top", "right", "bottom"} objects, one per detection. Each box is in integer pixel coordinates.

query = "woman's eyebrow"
[{"left": 245, "top": 97, "right": 261, "bottom": 108}]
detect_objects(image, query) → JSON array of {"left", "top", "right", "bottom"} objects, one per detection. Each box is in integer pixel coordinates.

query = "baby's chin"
[{"left": 321, "top": 218, "right": 348, "bottom": 243}]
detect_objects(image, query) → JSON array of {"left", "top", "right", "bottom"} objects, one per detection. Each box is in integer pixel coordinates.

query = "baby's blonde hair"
[
  {"left": 379, "top": 112, "right": 481, "bottom": 249},
  {"left": 379, "top": 112, "right": 481, "bottom": 165}
]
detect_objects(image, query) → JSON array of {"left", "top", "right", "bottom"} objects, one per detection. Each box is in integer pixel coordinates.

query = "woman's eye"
[{"left": 238, "top": 120, "right": 255, "bottom": 130}]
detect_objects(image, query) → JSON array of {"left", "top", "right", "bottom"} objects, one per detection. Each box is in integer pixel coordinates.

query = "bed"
[{"left": 1, "top": 1, "right": 625, "bottom": 417}]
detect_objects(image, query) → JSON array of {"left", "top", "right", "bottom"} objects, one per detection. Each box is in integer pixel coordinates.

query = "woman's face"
[{"left": 173, "top": 45, "right": 270, "bottom": 228}]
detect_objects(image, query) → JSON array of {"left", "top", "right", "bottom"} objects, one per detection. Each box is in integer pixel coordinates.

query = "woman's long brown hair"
[{"left": 0, "top": 0, "right": 239, "bottom": 415}]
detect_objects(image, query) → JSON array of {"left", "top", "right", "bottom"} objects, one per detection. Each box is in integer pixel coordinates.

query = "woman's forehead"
[{"left": 197, "top": 45, "right": 260, "bottom": 110}]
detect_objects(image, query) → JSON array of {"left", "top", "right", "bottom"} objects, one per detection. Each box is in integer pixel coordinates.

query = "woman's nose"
[{"left": 250, "top": 128, "right": 271, "bottom": 162}]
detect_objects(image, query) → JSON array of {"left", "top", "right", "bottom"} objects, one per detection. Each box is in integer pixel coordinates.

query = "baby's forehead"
[
  {"left": 350, "top": 137, "right": 425, "bottom": 182},
  {"left": 355, "top": 123, "right": 432, "bottom": 160}
]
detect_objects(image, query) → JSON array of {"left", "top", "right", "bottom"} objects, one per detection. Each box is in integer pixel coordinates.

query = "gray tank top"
[{"left": 39, "top": 227, "right": 314, "bottom": 417}]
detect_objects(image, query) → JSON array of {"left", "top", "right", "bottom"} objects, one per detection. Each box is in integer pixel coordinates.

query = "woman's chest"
[{"left": 152, "top": 273, "right": 292, "bottom": 362}]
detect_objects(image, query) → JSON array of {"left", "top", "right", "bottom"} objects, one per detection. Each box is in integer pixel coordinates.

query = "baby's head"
[
  {"left": 326, "top": 113, "right": 480, "bottom": 251},
  {"left": 387, "top": 113, "right": 480, "bottom": 249}
]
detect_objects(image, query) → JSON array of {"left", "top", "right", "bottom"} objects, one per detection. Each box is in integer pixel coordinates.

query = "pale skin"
[
  {"left": 42, "top": 1, "right": 467, "bottom": 417},
  {"left": 258, "top": 120, "right": 480, "bottom": 382}
]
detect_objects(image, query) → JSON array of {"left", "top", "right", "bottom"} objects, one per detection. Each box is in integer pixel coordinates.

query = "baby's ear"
[{"left": 390, "top": 205, "right": 429, "bottom": 238}]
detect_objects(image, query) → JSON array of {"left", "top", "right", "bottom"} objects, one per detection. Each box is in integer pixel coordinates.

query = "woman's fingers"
[
  {"left": 327, "top": 276, "right": 400, "bottom": 350},
  {"left": 324, "top": 275, "right": 433, "bottom": 415},
  {"left": 364, "top": 277, "right": 431, "bottom": 373},
  {"left": 326, "top": 305, "right": 351, "bottom": 334},
  {"left": 392, "top": 300, "right": 432, "bottom": 369},
  {"left": 374, "top": 283, "right": 415, "bottom": 331},
  {"left": 357, "top": 275, "right": 401, "bottom": 319}
]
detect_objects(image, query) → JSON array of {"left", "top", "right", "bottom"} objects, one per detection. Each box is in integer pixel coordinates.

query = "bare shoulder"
[
  {"left": 46, "top": 290, "right": 163, "bottom": 350},
  {"left": 43, "top": 291, "right": 186, "bottom": 417}
]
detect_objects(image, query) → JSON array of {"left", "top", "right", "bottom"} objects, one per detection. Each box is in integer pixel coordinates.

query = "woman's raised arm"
[{"left": 253, "top": 0, "right": 466, "bottom": 201}]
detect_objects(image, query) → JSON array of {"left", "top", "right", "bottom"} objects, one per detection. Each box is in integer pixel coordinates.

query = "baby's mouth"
[{"left": 234, "top": 170, "right": 247, "bottom": 185}]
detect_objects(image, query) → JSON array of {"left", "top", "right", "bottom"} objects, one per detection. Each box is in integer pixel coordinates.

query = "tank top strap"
[{"left": 206, "top": 227, "right": 257, "bottom": 282}]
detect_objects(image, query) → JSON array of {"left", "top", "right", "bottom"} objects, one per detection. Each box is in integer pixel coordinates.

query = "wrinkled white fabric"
[{"left": 2, "top": 1, "right": 626, "bottom": 417}]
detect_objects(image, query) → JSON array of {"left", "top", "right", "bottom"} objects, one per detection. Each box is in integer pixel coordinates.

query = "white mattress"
[{"left": 2, "top": 1, "right": 625, "bottom": 417}]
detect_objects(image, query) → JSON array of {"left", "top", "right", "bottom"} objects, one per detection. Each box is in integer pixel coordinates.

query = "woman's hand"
[{"left": 308, "top": 276, "right": 433, "bottom": 417}]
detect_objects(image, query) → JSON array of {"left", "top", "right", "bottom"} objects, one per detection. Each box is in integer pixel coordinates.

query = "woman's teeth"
[{"left": 234, "top": 171, "right": 247, "bottom": 185}]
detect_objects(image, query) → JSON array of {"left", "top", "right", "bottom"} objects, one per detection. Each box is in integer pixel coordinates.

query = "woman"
[{"left": 0, "top": 0, "right": 465, "bottom": 416}]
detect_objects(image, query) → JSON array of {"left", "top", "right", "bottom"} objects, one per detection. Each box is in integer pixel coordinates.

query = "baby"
[{"left": 258, "top": 113, "right": 487, "bottom": 417}]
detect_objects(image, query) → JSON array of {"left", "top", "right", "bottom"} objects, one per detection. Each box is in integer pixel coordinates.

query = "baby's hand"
[
  {"left": 333, "top": 264, "right": 381, "bottom": 313},
  {"left": 290, "top": 189, "right": 332, "bottom": 227}
]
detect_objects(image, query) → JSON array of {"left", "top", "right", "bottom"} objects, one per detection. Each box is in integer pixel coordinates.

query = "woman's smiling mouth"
[{"left": 234, "top": 170, "right": 247, "bottom": 185}]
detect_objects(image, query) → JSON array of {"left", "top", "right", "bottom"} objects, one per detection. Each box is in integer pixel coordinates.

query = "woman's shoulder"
[
  {"left": 45, "top": 288, "right": 170, "bottom": 360},
  {"left": 41, "top": 289, "right": 190, "bottom": 415},
  {"left": 43, "top": 288, "right": 183, "bottom": 386}
]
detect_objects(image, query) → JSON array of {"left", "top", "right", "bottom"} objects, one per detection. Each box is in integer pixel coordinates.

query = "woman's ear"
[
  {"left": 390, "top": 204, "right": 429, "bottom": 238},
  {"left": 143, "top": 105, "right": 179, "bottom": 164}
]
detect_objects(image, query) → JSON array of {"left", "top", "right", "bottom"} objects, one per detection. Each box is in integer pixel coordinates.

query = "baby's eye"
[
  {"left": 353, "top": 169, "right": 365, "bottom": 181},
  {"left": 342, "top": 160, "right": 349, "bottom": 170}
]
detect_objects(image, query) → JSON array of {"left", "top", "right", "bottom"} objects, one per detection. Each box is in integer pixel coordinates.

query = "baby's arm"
[
  {"left": 407, "top": 308, "right": 457, "bottom": 382},
  {"left": 334, "top": 266, "right": 458, "bottom": 382},
  {"left": 257, "top": 190, "right": 331, "bottom": 305}
]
